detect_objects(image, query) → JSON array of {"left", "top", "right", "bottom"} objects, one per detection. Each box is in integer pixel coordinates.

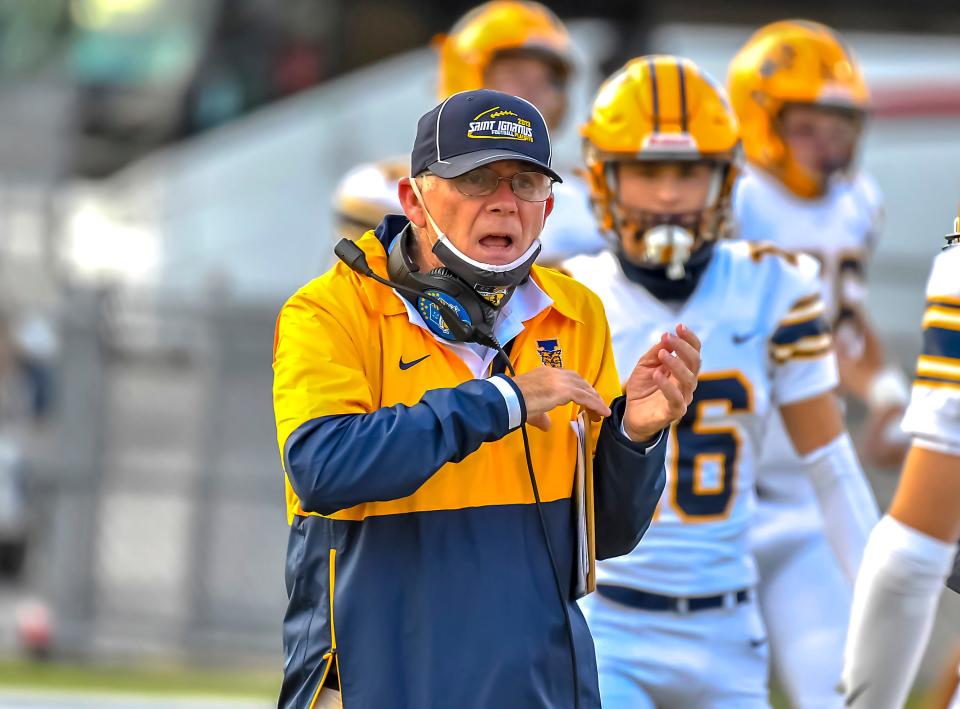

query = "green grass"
[
  {"left": 0, "top": 659, "right": 280, "bottom": 698},
  {"left": 0, "top": 660, "right": 930, "bottom": 707}
]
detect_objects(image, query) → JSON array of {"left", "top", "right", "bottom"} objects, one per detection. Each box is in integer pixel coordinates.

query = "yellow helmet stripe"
[{"left": 647, "top": 56, "right": 661, "bottom": 132}]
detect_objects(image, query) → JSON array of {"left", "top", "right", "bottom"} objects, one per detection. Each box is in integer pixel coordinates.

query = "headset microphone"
[{"left": 333, "top": 237, "right": 376, "bottom": 277}]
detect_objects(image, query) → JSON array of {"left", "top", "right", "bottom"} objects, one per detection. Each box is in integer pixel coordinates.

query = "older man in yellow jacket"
[{"left": 273, "top": 89, "right": 701, "bottom": 708}]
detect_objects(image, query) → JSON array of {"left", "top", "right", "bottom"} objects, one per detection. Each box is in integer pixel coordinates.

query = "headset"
[
  {"left": 335, "top": 237, "right": 582, "bottom": 709},
  {"left": 385, "top": 227, "right": 502, "bottom": 347}
]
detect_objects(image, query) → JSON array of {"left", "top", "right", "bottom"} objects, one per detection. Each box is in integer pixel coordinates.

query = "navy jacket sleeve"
[
  {"left": 592, "top": 395, "right": 668, "bottom": 560},
  {"left": 283, "top": 376, "right": 520, "bottom": 516}
]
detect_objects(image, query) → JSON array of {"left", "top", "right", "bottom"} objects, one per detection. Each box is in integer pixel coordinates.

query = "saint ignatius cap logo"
[
  {"left": 467, "top": 107, "right": 535, "bottom": 142},
  {"left": 410, "top": 89, "right": 561, "bottom": 182}
]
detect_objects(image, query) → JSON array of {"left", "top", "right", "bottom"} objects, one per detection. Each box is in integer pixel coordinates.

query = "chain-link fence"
[{"left": 32, "top": 288, "right": 288, "bottom": 666}]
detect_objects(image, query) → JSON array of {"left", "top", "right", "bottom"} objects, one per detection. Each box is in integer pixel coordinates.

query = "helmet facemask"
[
  {"left": 602, "top": 160, "right": 734, "bottom": 280},
  {"left": 774, "top": 102, "right": 865, "bottom": 194},
  {"left": 482, "top": 47, "right": 571, "bottom": 130}
]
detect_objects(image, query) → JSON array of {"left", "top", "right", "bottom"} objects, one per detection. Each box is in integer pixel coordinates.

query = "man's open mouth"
[{"left": 479, "top": 234, "right": 514, "bottom": 248}]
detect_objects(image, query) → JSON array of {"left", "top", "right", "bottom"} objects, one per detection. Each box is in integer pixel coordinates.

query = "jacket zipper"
[{"left": 308, "top": 548, "right": 339, "bottom": 708}]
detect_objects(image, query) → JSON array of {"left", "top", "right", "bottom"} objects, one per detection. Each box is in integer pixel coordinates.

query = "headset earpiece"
[{"left": 387, "top": 227, "right": 498, "bottom": 345}]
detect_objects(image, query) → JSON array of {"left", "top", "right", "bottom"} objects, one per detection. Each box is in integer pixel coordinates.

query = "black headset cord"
[{"left": 491, "top": 340, "right": 581, "bottom": 709}]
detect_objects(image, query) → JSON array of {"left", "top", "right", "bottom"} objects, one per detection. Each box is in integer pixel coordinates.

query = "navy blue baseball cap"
[{"left": 410, "top": 89, "right": 562, "bottom": 183}]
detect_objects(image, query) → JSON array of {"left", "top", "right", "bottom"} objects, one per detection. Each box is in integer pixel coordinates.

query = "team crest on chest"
[{"left": 536, "top": 339, "right": 563, "bottom": 368}]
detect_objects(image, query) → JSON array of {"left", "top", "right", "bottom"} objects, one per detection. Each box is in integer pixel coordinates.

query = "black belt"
[{"left": 597, "top": 584, "right": 750, "bottom": 614}]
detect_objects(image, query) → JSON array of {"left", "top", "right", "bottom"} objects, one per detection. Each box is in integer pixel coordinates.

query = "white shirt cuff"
[
  {"left": 620, "top": 421, "right": 664, "bottom": 453},
  {"left": 487, "top": 375, "right": 522, "bottom": 430}
]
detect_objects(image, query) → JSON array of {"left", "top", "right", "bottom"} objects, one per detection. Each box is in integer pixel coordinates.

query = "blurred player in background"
[
  {"left": 567, "top": 54, "right": 878, "bottom": 708},
  {"left": 332, "top": 1, "right": 607, "bottom": 263},
  {"left": 842, "top": 215, "right": 960, "bottom": 708},
  {"left": 727, "top": 21, "right": 907, "bottom": 707},
  {"left": 332, "top": 159, "right": 410, "bottom": 241}
]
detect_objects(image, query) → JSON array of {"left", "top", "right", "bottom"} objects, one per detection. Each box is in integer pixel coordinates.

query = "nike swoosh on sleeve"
[{"left": 732, "top": 332, "right": 761, "bottom": 345}]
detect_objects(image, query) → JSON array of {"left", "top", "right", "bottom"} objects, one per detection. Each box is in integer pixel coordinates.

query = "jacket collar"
[{"left": 352, "top": 215, "right": 408, "bottom": 316}]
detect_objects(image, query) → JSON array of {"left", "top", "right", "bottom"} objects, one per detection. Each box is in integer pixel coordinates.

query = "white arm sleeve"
[
  {"left": 842, "top": 515, "right": 955, "bottom": 708},
  {"left": 802, "top": 433, "right": 880, "bottom": 583}
]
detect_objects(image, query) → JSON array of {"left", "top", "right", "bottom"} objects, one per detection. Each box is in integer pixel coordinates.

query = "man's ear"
[
  {"left": 543, "top": 192, "right": 555, "bottom": 221},
  {"left": 398, "top": 177, "right": 427, "bottom": 229}
]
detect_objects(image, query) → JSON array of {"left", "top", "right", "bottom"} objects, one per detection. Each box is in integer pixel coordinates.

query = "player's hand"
[
  {"left": 511, "top": 366, "right": 611, "bottom": 431},
  {"left": 622, "top": 323, "right": 701, "bottom": 442},
  {"left": 859, "top": 404, "right": 909, "bottom": 470},
  {"left": 835, "top": 315, "right": 883, "bottom": 401}
]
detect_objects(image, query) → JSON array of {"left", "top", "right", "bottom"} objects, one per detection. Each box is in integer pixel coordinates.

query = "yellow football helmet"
[
  {"left": 436, "top": 1, "right": 573, "bottom": 98},
  {"left": 728, "top": 20, "right": 869, "bottom": 198},
  {"left": 583, "top": 55, "right": 740, "bottom": 275}
]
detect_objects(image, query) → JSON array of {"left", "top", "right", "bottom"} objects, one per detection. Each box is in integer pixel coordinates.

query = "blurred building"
[{"left": 4, "top": 0, "right": 960, "bottom": 178}]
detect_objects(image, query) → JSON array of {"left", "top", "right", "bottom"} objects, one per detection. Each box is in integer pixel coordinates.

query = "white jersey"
[
  {"left": 734, "top": 165, "right": 883, "bottom": 324},
  {"left": 901, "top": 243, "right": 960, "bottom": 455},
  {"left": 735, "top": 165, "right": 883, "bottom": 483},
  {"left": 565, "top": 241, "right": 838, "bottom": 595}
]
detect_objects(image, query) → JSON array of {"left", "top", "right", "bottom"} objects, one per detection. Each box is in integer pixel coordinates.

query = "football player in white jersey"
[
  {"left": 568, "top": 54, "right": 879, "bottom": 708},
  {"left": 842, "top": 217, "right": 960, "bottom": 708},
  {"left": 727, "top": 22, "right": 908, "bottom": 708},
  {"left": 332, "top": 0, "right": 607, "bottom": 263}
]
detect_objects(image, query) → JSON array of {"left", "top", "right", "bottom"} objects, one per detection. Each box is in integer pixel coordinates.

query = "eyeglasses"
[{"left": 448, "top": 167, "right": 555, "bottom": 202}]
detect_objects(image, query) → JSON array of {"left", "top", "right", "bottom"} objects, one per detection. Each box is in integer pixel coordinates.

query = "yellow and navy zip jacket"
[{"left": 272, "top": 215, "right": 667, "bottom": 709}]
